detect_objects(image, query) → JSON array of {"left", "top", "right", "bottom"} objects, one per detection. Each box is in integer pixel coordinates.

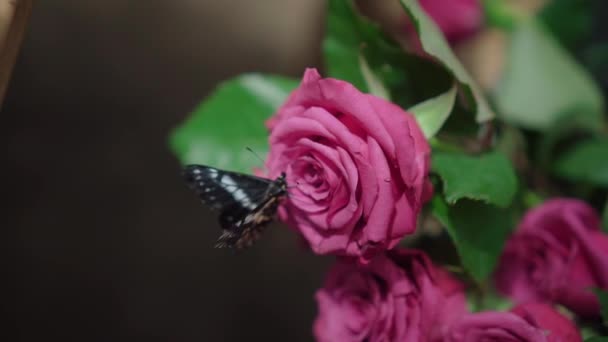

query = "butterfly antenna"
[{"left": 245, "top": 147, "right": 269, "bottom": 172}]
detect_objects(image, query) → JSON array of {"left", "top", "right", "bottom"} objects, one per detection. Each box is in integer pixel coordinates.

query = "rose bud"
[
  {"left": 495, "top": 198, "right": 608, "bottom": 317},
  {"left": 265, "top": 68, "right": 431, "bottom": 262},
  {"left": 418, "top": 0, "right": 484, "bottom": 44},
  {"left": 356, "top": 0, "right": 483, "bottom": 48},
  {"left": 313, "top": 249, "right": 466, "bottom": 342}
]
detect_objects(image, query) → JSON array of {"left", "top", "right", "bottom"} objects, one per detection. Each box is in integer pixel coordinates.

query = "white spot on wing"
[
  {"left": 220, "top": 175, "right": 257, "bottom": 210},
  {"left": 207, "top": 168, "right": 219, "bottom": 179}
]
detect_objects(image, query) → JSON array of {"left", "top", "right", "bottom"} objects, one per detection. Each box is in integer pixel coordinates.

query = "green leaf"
[
  {"left": 359, "top": 52, "right": 390, "bottom": 100},
  {"left": 169, "top": 74, "right": 298, "bottom": 173},
  {"left": 482, "top": 0, "right": 523, "bottom": 30},
  {"left": 536, "top": 107, "right": 603, "bottom": 169},
  {"left": 594, "top": 288, "right": 608, "bottom": 326},
  {"left": 409, "top": 84, "right": 457, "bottom": 138},
  {"left": 585, "top": 337, "right": 608, "bottom": 342},
  {"left": 324, "top": 0, "right": 379, "bottom": 92},
  {"left": 432, "top": 151, "right": 518, "bottom": 208},
  {"left": 323, "top": 0, "right": 458, "bottom": 112},
  {"left": 522, "top": 191, "right": 544, "bottom": 209},
  {"left": 495, "top": 19, "right": 604, "bottom": 131},
  {"left": 399, "top": 0, "right": 495, "bottom": 122},
  {"left": 431, "top": 197, "right": 514, "bottom": 283},
  {"left": 552, "top": 138, "right": 608, "bottom": 187},
  {"left": 469, "top": 291, "right": 513, "bottom": 313},
  {"left": 539, "top": 0, "right": 592, "bottom": 50},
  {"left": 495, "top": 124, "right": 527, "bottom": 169}
]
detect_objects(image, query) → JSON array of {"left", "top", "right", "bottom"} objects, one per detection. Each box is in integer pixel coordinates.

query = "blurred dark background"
[
  {"left": 4, "top": 1, "right": 329, "bottom": 341},
  {"left": 5, "top": 1, "right": 608, "bottom": 341}
]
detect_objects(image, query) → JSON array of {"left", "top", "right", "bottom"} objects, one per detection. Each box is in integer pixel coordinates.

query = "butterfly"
[{"left": 182, "top": 165, "right": 288, "bottom": 249}]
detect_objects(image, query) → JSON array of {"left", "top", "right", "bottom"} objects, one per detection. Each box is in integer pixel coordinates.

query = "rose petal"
[{"left": 362, "top": 137, "right": 397, "bottom": 244}]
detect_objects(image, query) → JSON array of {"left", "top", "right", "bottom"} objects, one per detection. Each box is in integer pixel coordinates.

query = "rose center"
[
  {"left": 291, "top": 156, "right": 329, "bottom": 194},
  {"left": 302, "top": 163, "right": 324, "bottom": 187}
]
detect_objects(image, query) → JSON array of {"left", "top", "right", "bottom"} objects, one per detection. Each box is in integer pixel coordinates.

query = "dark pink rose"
[
  {"left": 356, "top": 0, "right": 483, "bottom": 50},
  {"left": 265, "top": 68, "right": 430, "bottom": 261},
  {"left": 495, "top": 198, "right": 608, "bottom": 317},
  {"left": 313, "top": 249, "right": 467, "bottom": 342},
  {"left": 445, "top": 303, "right": 581, "bottom": 342},
  {"left": 400, "top": 0, "right": 483, "bottom": 51},
  {"left": 419, "top": 0, "right": 484, "bottom": 43},
  {"left": 510, "top": 303, "right": 582, "bottom": 342}
]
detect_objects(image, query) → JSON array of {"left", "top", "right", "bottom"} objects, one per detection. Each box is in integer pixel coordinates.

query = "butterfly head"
[{"left": 273, "top": 172, "right": 288, "bottom": 196}]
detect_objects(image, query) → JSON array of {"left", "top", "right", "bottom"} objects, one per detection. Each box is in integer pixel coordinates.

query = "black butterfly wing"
[
  {"left": 182, "top": 164, "right": 273, "bottom": 212},
  {"left": 215, "top": 195, "right": 282, "bottom": 249},
  {"left": 183, "top": 164, "right": 279, "bottom": 248}
]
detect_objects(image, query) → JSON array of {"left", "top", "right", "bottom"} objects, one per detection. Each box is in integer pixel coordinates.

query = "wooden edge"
[{"left": 0, "top": 0, "right": 33, "bottom": 108}]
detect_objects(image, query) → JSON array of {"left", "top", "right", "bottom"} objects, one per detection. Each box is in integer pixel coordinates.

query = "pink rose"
[
  {"left": 265, "top": 68, "right": 431, "bottom": 261},
  {"left": 495, "top": 198, "right": 608, "bottom": 317},
  {"left": 419, "top": 0, "right": 483, "bottom": 43},
  {"left": 356, "top": 0, "right": 483, "bottom": 48},
  {"left": 445, "top": 303, "right": 581, "bottom": 341},
  {"left": 510, "top": 303, "right": 582, "bottom": 342},
  {"left": 313, "top": 249, "right": 467, "bottom": 342}
]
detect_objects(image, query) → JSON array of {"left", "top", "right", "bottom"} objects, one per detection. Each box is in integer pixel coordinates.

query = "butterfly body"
[{"left": 182, "top": 165, "right": 287, "bottom": 248}]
